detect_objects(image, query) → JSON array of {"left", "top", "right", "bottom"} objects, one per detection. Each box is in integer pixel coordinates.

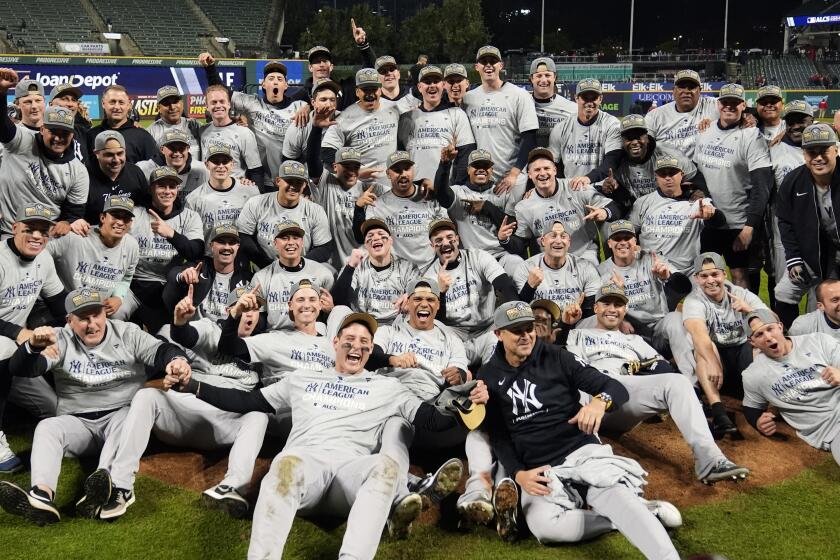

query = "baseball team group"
[{"left": 0, "top": 19, "right": 838, "bottom": 560}]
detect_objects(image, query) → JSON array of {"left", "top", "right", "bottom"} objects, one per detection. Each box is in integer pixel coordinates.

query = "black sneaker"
[
  {"left": 100, "top": 487, "right": 135, "bottom": 520},
  {"left": 76, "top": 468, "right": 112, "bottom": 519},
  {"left": 202, "top": 484, "right": 249, "bottom": 519},
  {"left": 0, "top": 481, "right": 60, "bottom": 525},
  {"left": 701, "top": 459, "right": 750, "bottom": 485},
  {"left": 711, "top": 414, "right": 739, "bottom": 439},
  {"left": 493, "top": 478, "right": 519, "bottom": 543},
  {"left": 411, "top": 458, "right": 463, "bottom": 509}
]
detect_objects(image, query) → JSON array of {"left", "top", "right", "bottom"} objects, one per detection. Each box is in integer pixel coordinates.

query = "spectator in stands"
[
  {"left": 49, "top": 83, "right": 89, "bottom": 164},
  {"left": 13, "top": 78, "right": 44, "bottom": 130},
  {"left": 147, "top": 85, "right": 201, "bottom": 162},
  {"left": 84, "top": 130, "right": 148, "bottom": 225},
  {"left": 409, "top": 54, "right": 428, "bottom": 87},
  {"left": 88, "top": 85, "right": 158, "bottom": 164},
  {"left": 819, "top": 97, "right": 829, "bottom": 118}
]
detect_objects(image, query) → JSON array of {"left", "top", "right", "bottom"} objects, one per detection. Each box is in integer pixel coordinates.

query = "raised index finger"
[
  {"left": 351, "top": 18, "right": 357, "bottom": 32},
  {"left": 147, "top": 209, "right": 161, "bottom": 220},
  {"left": 186, "top": 283, "right": 194, "bottom": 301},
  {"left": 250, "top": 282, "right": 262, "bottom": 295},
  {"left": 194, "top": 261, "right": 204, "bottom": 274}
]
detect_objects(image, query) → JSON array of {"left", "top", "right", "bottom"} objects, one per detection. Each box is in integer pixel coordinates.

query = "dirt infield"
[{"left": 138, "top": 396, "right": 826, "bottom": 511}]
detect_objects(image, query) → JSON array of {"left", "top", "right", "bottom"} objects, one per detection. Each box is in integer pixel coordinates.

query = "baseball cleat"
[
  {"left": 456, "top": 488, "right": 494, "bottom": 528},
  {"left": 701, "top": 459, "right": 750, "bottom": 485},
  {"left": 0, "top": 481, "right": 60, "bottom": 526},
  {"left": 76, "top": 468, "right": 113, "bottom": 519},
  {"left": 412, "top": 458, "right": 463, "bottom": 508},
  {"left": 387, "top": 493, "right": 422, "bottom": 540},
  {"left": 642, "top": 498, "right": 682, "bottom": 529},
  {"left": 99, "top": 487, "right": 135, "bottom": 520},
  {"left": 711, "top": 414, "right": 740, "bottom": 439},
  {"left": 0, "top": 431, "right": 23, "bottom": 474},
  {"left": 493, "top": 478, "right": 519, "bottom": 542},
  {"left": 202, "top": 484, "right": 249, "bottom": 519}
]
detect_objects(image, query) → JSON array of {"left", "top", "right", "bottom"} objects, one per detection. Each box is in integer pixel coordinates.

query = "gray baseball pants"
[
  {"left": 248, "top": 448, "right": 400, "bottom": 560},
  {"left": 108, "top": 388, "right": 268, "bottom": 492},
  {"left": 650, "top": 312, "right": 695, "bottom": 381},
  {"left": 522, "top": 481, "right": 679, "bottom": 559},
  {"left": 831, "top": 436, "right": 840, "bottom": 467},
  {"left": 30, "top": 408, "right": 128, "bottom": 493}
]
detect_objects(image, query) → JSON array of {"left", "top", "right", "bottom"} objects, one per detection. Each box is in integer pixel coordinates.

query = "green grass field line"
[{"left": 1, "top": 438, "right": 837, "bottom": 560}]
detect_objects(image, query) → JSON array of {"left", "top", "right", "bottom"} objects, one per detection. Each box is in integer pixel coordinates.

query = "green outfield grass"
[{"left": 0, "top": 430, "right": 838, "bottom": 560}]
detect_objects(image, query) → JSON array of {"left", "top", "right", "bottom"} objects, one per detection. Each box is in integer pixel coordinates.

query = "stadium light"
[{"left": 629, "top": 0, "right": 635, "bottom": 55}]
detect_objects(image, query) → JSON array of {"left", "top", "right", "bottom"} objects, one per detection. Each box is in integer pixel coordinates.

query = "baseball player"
[
  {"left": 236, "top": 160, "right": 333, "bottom": 268},
  {"left": 166, "top": 311, "right": 487, "bottom": 559},
  {"left": 398, "top": 65, "right": 476, "bottom": 183},
  {"left": 504, "top": 148, "right": 619, "bottom": 265},
  {"left": 354, "top": 151, "right": 447, "bottom": 268},
  {"left": 0, "top": 69, "right": 89, "bottom": 238},
  {"left": 463, "top": 45, "right": 538, "bottom": 189},
  {"left": 282, "top": 78, "right": 341, "bottom": 163},
  {"left": 775, "top": 123, "right": 839, "bottom": 329},
  {"left": 95, "top": 285, "right": 267, "bottom": 520},
  {"left": 332, "top": 219, "right": 419, "bottom": 326},
  {"left": 249, "top": 221, "right": 334, "bottom": 331},
  {"left": 479, "top": 301, "right": 681, "bottom": 557},
  {"left": 742, "top": 308, "right": 840, "bottom": 466},
  {"left": 373, "top": 55, "right": 416, "bottom": 103},
  {"left": 694, "top": 83, "right": 773, "bottom": 290},
  {"left": 512, "top": 221, "right": 601, "bottom": 328},
  {"left": 303, "top": 141, "right": 388, "bottom": 271},
  {"left": 529, "top": 57, "right": 577, "bottom": 148},
  {"left": 645, "top": 70, "right": 719, "bottom": 159},
  {"left": 12, "top": 78, "right": 44, "bottom": 130},
  {"left": 568, "top": 284, "right": 750, "bottom": 484},
  {"left": 88, "top": 85, "right": 158, "bottom": 164},
  {"left": 162, "top": 225, "right": 252, "bottom": 325},
  {"left": 442, "top": 63, "right": 469, "bottom": 107},
  {"left": 47, "top": 196, "right": 139, "bottom": 321},
  {"left": 0, "top": 287, "right": 191, "bottom": 525},
  {"left": 683, "top": 252, "right": 768, "bottom": 437},
  {"left": 220, "top": 279, "right": 336, "bottom": 385},
  {"left": 790, "top": 279, "right": 840, "bottom": 339},
  {"left": 136, "top": 129, "right": 209, "bottom": 197},
  {"left": 629, "top": 156, "right": 723, "bottom": 275},
  {"left": 590, "top": 220, "right": 694, "bottom": 374},
  {"left": 321, "top": 68, "right": 410, "bottom": 172},
  {"left": 421, "top": 219, "right": 517, "bottom": 365},
  {"left": 185, "top": 145, "right": 260, "bottom": 249},
  {"left": 198, "top": 84, "right": 263, "bottom": 185},
  {"left": 548, "top": 78, "right": 623, "bottom": 187},
  {"left": 147, "top": 85, "right": 201, "bottom": 161},
  {"left": 48, "top": 83, "right": 90, "bottom": 164},
  {"left": 200, "top": 53, "right": 307, "bottom": 191},
  {"left": 0, "top": 205, "right": 66, "bottom": 474},
  {"left": 434, "top": 148, "right": 525, "bottom": 276},
  {"left": 126, "top": 167, "right": 204, "bottom": 333},
  {"left": 755, "top": 85, "right": 785, "bottom": 142},
  {"left": 84, "top": 130, "right": 149, "bottom": 225}
]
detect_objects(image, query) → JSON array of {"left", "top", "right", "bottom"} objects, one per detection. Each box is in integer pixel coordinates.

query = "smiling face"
[
  {"left": 804, "top": 145, "right": 838, "bottom": 180},
  {"left": 99, "top": 210, "right": 133, "bottom": 241},
  {"left": 748, "top": 319, "right": 787, "bottom": 358},
  {"left": 161, "top": 142, "right": 189, "bottom": 169},
  {"left": 496, "top": 322, "right": 536, "bottom": 362},
  {"left": 151, "top": 179, "right": 179, "bottom": 209},
  {"left": 431, "top": 228, "right": 459, "bottom": 262},
  {"left": 102, "top": 89, "right": 130, "bottom": 126},
  {"left": 695, "top": 267, "right": 727, "bottom": 301},
  {"left": 673, "top": 80, "right": 700, "bottom": 112},
  {"left": 273, "top": 232, "right": 303, "bottom": 264},
  {"left": 334, "top": 322, "right": 373, "bottom": 374},
  {"left": 378, "top": 64, "right": 400, "bottom": 89},
  {"left": 527, "top": 157, "right": 556, "bottom": 191},
  {"left": 530, "top": 68, "right": 556, "bottom": 99},
  {"left": 68, "top": 306, "right": 107, "bottom": 347},
  {"left": 541, "top": 222, "right": 570, "bottom": 260},
  {"left": 158, "top": 96, "right": 183, "bottom": 124},
  {"left": 288, "top": 286, "right": 321, "bottom": 326},
  {"left": 13, "top": 220, "right": 51, "bottom": 257},
  {"left": 276, "top": 177, "right": 306, "bottom": 206},
  {"left": 407, "top": 290, "right": 440, "bottom": 330},
  {"left": 356, "top": 86, "right": 381, "bottom": 111},
  {"left": 607, "top": 232, "right": 637, "bottom": 261},
  {"left": 576, "top": 91, "right": 601, "bottom": 120},
  {"left": 96, "top": 139, "right": 126, "bottom": 176},
  {"left": 622, "top": 129, "right": 649, "bottom": 160},
  {"left": 817, "top": 281, "right": 840, "bottom": 324},
  {"left": 467, "top": 161, "right": 493, "bottom": 185},
  {"left": 309, "top": 55, "right": 334, "bottom": 80},
  {"left": 205, "top": 155, "right": 234, "bottom": 181},
  {"left": 387, "top": 162, "right": 415, "bottom": 194},
  {"left": 756, "top": 96, "right": 783, "bottom": 124},
  {"left": 718, "top": 98, "right": 744, "bottom": 126},
  {"left": 475, "top": 57, "right": 502, "bottom": 83},
  {"left": 333, "top": 161, "right": 360, "bottom": 188},
  {"left": 40, "top": 126, "right": 74, "bottom": 155},
  {"left": 364, "top": 227, "right": 392, "bottom": 260},
  {"left": 784, "top": 114, "right": 813, "bottom": 144},
  {"left": 594, "top": 297, "right": 627, "bottom": 330},
  {"left": 418, "top": 76, "right": 443, "bottom": 105},
  {"left": 444, "top": 76, "right": 469, "bottom": 102},
  {"left": 205, "top": 88, "right": 231, "bottom": 124},
  {"left": 210, "top": 236, "right": 239, "bottom": 267}
]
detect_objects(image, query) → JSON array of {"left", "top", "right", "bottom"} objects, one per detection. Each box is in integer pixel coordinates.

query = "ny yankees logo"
[{"left": 507, "top": 379, "right": 543, "bottom": 415}]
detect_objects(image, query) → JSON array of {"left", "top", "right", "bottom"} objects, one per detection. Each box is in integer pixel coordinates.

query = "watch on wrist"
[{"left": 594, "top": 392, "right": 613, "bottom": 411}]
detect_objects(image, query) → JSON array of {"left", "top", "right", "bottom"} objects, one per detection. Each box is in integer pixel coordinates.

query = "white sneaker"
[
  {"left": 0, "top": 431, "right": 23, "bottom": 474},
  {"left": 202, "top": 484, "right": 249, "bottom": 519},
  {"left": 642, "top": 498, "right": 682, "bottom": 529}
]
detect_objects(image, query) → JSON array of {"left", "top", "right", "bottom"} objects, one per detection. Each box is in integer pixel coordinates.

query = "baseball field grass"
[{"left": 0, "top": 429, "right": 838, "bottom": 560}]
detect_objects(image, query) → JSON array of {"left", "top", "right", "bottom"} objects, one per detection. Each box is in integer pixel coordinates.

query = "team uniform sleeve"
[
  {"left": 259, "top": 377, "right": 293, "bottom": 412},
  {"left": 475, "top": 250, "right": 506, "bottom": 284},
  {"left": 235, "top": 196, "right": 260, "bottom": 235},
  {"left": 321, "top": 121, "right": 346, "bottom": 152},
  {"left": 511, "top": 258, "right": 530, "bottom": 292},
  {"left": 580, "top": 261, "right": 601, "bottom": 297},
  {"left": 740, "top": 363, "right": 769, "bottom": 410},
  {"left": 65, "top": 163, "right": 90, "bottom": 206},
  {"left": 308, "top": 203, "right": 333, "bottom": 247},
  {"left": 39, "top": 257, "right": 65, "bottom": 298},
  {"left": 243, "top": 332, "right": 284, "bottom": 368},
  {"left": 565, "top": 330, "right": 587, "bottom": 360},
  {"left": 681, "top": 296, "right": 706, "bottom": 322},
  {"left": 512, "top": 201, "right": 533, "bottom": 240},
  {"left": 602, "top": 117, "right": 623, "bottom": 153}
]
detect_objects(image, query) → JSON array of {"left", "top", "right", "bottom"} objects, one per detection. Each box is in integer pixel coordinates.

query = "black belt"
[{"left": 73, "top": 407, "right": 121, "bottom": 420}]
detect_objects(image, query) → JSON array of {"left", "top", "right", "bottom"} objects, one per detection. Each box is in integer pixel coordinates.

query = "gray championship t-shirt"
[
  {"left": 645, "top": 96, "right": 719, "bottom": 159},
  {"left": 244, "top": 328, "right": 335, "bottom": 385},
  {"left": 790, "top": 310, "right": 840, "bottom": 341},
  {"left": 131, "top": 207, "right": 204, "bottom": 283},
  {"left": 321, "top": 99, "right": 403, "bottom": 172},
  {"left": 616, "top": 144, "right": 698, "bottom": 200},
  {"left": 178, "top": 318, "right": 260, "bottom": 391},
  {"left": 463, "top": 82, "right": 539, "bottom": 180},
  {"left": 742, "top": 333, "right": 840, "bottom": 449},
  {"left": 534, "top": 94, "right": 576, "bottom": 147},
  {"left": 446, "top": 181, "right": 525, "bottom": 259},
  {"left": 147, "top": 117, "right": 201, "bottom": 161},
  {"left": 513, "top": 253, "right": 600, "bottom": 307},
  {"left": 349, "top": 256, "right": 419, "bottom": 325},
  {"left": 186, "top": 179, "right": 260, "bottom": 249},
  {"left": 549, "top": 110, "right": 623, "bottom": 179},
  {"left": 251, "top": 259, "right": 335, "bottom": 330},
  {"left": 0, "top": 241, "right": 64, "bottom": 325},
  {"left": 770, "top": 140, "right": 804, "bottom": 189},
  {"left": 366, "top": 190, "right": 447, "bottom": 268},
  {"left": 597, "top": 252, "right": 671, "bottom": 326},
  {"left": 135, "top": 159, "right": 209, "bottom": 197},
  {"left": 682, "top": 282, "right": 767, "bottom": 347},
  {"left": 567, "top": 328, "right": 661, "bottom": 377},
  {"left": 47, "top": 230, "right": 139, "bottom": 299},
  {"left": 200, "top": 122, "right": 262, "bottom": 178},
  {"left": 398, "top": 105, "right": 475, "bottom": 181}
]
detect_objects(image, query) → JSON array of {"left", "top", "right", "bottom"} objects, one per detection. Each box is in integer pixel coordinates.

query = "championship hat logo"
[{"left": 506, "top": 302, "right": 534, "bottom": 321}]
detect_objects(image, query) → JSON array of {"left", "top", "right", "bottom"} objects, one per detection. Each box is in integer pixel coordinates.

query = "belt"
[{"left": 73, "top": 407, "right": 121, "bottom": 420}]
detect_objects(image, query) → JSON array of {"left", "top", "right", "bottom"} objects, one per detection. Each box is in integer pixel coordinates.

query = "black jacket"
[
  {"left": 776, "top": 157, "right": 840, "bottom": 277},
  {"left": 162, "top": 255, "right": 252, "bottom": 315},
  {"left": 477, "top": 339, "right": 628, "bottom": 477},
  {"left": 88, "top": 119, "right": 158, "bottom": 164},
  {"left": 84, "top": 161, "right": 149, "bottom": 223}
]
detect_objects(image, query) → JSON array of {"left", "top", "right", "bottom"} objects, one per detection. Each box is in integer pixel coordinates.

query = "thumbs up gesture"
[{"left": 601, "top": 169, "right": 618, "bottom": 194}]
